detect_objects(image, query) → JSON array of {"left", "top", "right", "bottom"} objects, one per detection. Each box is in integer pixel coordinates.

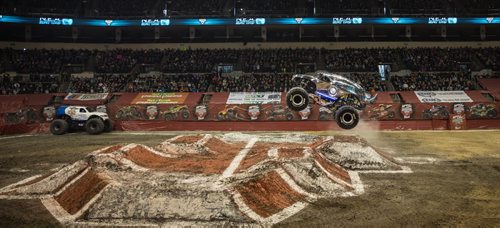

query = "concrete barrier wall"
[{"left": 1, "top": 91, "right": 499, "bottom": 134}]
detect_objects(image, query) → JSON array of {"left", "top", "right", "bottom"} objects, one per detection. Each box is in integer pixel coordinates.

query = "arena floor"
[{"left": 0, "top": 130, "right": 499, "bottom": 227}]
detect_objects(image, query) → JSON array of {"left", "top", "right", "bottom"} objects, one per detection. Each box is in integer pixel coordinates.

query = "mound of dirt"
[
  {"left": 316, "top": 135, "right": 398, "bottom": 170},
  {"left": 234, "top": 170, "right": 305, "bottom": 218},
  {"left": 0, "top": 161, "right": 88, "bottom": 196},
  {"left": 1, "top": 133, "right": 408, "bottom": 226},
  {"left": 55, "top": 170, "right": 108, "bottom": 214},
  {"left": 123, "top": 139, "right": 245, "bottom": 174}
]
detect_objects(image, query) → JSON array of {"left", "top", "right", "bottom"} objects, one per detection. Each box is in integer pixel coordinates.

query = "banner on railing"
[
  {"left": 415, "top": 91, "right": 473, "bottom": 103},
  {"left": 226, "top": 92, "right": 281, "bottom": 104},
  {"left": 131, "top": 92, "right": 189, "bottom": 104},
  {"left": 64, "top": 93, "right": 109, "bottom": 101}
]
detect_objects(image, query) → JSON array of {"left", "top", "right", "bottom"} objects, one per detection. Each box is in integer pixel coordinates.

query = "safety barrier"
[{"left": 1, "top": 90, "right": 499, "bottom": 134}]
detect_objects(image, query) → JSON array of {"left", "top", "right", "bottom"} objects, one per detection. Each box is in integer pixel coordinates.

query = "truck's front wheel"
[
  {"left": 50, "top": 119, "right": 69, "bottom": 135},
  {"left": 286, "top": 87, "right": 309, "bottom": 111},
  {"left": 86, "top": 118, "right": 105, "bottom": 135}
]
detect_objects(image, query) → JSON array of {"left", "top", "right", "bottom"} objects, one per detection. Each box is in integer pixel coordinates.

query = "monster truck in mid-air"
[
  {"left": 286, "top": 71, "right": 377, "bottom": 129},
  {"left": 50, "top": 106, "right": 113, "bottom": 135}
]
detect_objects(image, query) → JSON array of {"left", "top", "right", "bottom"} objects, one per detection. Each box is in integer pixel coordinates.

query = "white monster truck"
[{"left": 50, "top": 106, "right": 113, "bottom": 135}]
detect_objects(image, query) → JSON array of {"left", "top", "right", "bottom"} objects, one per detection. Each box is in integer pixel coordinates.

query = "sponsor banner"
[
  {"left": 64, "top": 93, "right": 108, "bottom": 101},
  {"left": 226, "top": 92, "right": 281, "bottom": 104},
  {"left": 414, "top": 91, "right": 473, "bottom": 103},
  {"left": 131, "top": 93, "right": 189, "bottom": 104}
]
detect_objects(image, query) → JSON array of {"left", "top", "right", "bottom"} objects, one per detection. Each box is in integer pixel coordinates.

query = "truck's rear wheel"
[
  {"left": 104, "top": 119, "right": 114, "bottom": 132},
  {"left": 286, "top": 87, "right": 309, "bottom": 111},
  {"left": 86, "top": 118, "right": 105, "bottom": 135},
  {"left": 335, "top": 106, "right": 360, "bottom": 130},
  {"left": 50, "top": 119, "right": 69, "bottom": 135}
]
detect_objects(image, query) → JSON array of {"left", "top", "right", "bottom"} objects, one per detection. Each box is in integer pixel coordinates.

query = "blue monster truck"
[
  {"left": 286, "top": 71, "right": 377, "bottom": 129},
  {"left": 50, "top": 106, "right": 113, "bottom": 135}
]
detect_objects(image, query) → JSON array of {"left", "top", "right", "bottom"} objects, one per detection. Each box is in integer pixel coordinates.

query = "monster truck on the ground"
[
  {"left": 286, "top": 71, "right": 377, "bottom": 129},
  {"left": 50, "top": 106, "right": 113, "bottom": 135}
]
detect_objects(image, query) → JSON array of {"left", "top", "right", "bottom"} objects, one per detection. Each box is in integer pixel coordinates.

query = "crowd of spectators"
[
  {"left": 129, "top": 73, "right": 211, "bottom": 92},
  {"left": 95, "top": 49, "right": 140, "bottom": 73},
  {"left": 4, "top": 48, "right": 90, "bottom": 74},
  {"left": 69, "top": 74, "right": 131, "bottom": 93},
  {"left": 476, "top": 48, "right": 500, "bottom": 71},
  {"left": 211, "top": 73, "right": 293, "bottom": 92},
  {"left": 392, "top": 71, "right": 474, "bottom": 91},
  {"left": 347, "top": 73, "right": 387, "bottom": 92},
  {"left": 1, "top": 73, "right": 59, "bottom": 95},
  {"left": 241, "top": 48, "right": 318, "bottom": 73},
  {"left": 161, "top": 49, "right": 239, "bottom": 73},
  {"left": 402, "top": 47, "right": 475, "bottom": 71},
  {"left": 324, "top": 48, "right": 400, "bottom": 72},
  {"left": 2, "top": 47, "right": 500, "bottom": 94},
  {"left": 69, "top": 73, "right": 294, "bottom": 93}
]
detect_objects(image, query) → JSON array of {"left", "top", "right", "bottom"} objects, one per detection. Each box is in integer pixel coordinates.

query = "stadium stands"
[
  {"left": 2, "top": 0, "right": 499, "bottom": 17},
  {"left": 1, "top": 47, "right": 500, "bottom": 95}
]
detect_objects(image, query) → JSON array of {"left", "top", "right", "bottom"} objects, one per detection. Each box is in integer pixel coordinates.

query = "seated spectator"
[
  {"left": 391, "top": 71, "right": 474, "bottom": 91},
  {"left": 324, "top": 48, "right": 400, "bottom": 72},
  {"left": 402, "top": 47, "right": 475, "bottom": 71}
]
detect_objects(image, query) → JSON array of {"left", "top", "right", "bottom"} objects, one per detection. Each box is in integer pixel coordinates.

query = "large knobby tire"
[
  {"left": 104, "top": 119, "right": 114, "bottom": 132},
  {"left": 286, "top": 87, "right": 309, "bottom": 111},
  {"left": 422, "top": 111, "right": 433, "bottom": 120},
  {"left": 165, "top": 113, "right": 174, "bottom": 121},
  {"left": 181, "top": 110, "right": 190, "bottom": 119},
  {"left": 487, "top": 110, "right": 497, "bottom": 118},
  {"left": 50, "top": 119, "right": 69, "bottom": 135},
  {"left": 335, "top": 106, "right": 360, "bottom": 130},
  {"left": 85, "top": 118, "right": 105, "bottom": 135}
]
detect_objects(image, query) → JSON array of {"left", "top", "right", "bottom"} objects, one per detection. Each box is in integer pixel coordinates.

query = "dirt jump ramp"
[{"left": 0, "top": 133, "right": 411, "bottom": 226}]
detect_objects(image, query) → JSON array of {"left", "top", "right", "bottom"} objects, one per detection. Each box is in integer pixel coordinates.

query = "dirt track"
[{"left": 0, "top": 131, "right": 499, "bottom": 227}]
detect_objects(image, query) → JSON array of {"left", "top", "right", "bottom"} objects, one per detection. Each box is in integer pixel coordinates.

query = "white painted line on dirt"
[
  {"left": 302, "top": 147, "right": 313, "bottom": 159},
  {"left": 72, "top": 221, "right": 158, "bottom": 227},
  {"left": 120, "top": 143, "right": 138, "bottom": 151},
  {"left": 69, "top": 179, "right": 111, "bottom": 221},
  {"left": 357, "top": 166, "right": 413, "bottom": 174},
  {"left": 118, "top": 158, "right": 150, "bottom": 172},
  {"left": 221, "top": 137, "right": 258, "bottom": 178},
  {"left": 267, "top": 148, "right": 278, "bottom": 159},
  {"left": 196, "top": 134, "right": 213, "bottom": 146},
  {"left": 347, "top": 171, "right": 364, "bottom": 195},
  {"left": 41, "top": 197, "right": 73, "bottom": 224},
  {"left": 42, "top": 173, "right": 114, "bottom": 225},
  {"left": 53, "top": 167, "right": 90, "bottom": 197},
  {"left": 110, "top": 131, "right": 179, "bottom": 136},
  {"left": 0, "top": 194, "right": 54, "bottom": 200},
  {"left": 0, "top": 174, "right": 42, "bottom": 193},
  {"left": 137, "top": 144, "right": 176, "bottom": 158},
  {"left": 264, "top": 201, "right": 309, "bottom": 225},
  {"left": 89, "top": 145, "right": 114, "bottom": 155},
  {"left": 394, "top": 156, "right": 438, "bottom": 164},
  {"left": 275, "top": 168, "right": 317, "bottom": 199},
  {"left": 314, "top": 160, "right": 352, "bottom": 189},
  {"left": 231, "top": 190, "right": 266, "bottom": 223},
  {"left": 0, "top": 134, "right": 35, "bottom": 140}
]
